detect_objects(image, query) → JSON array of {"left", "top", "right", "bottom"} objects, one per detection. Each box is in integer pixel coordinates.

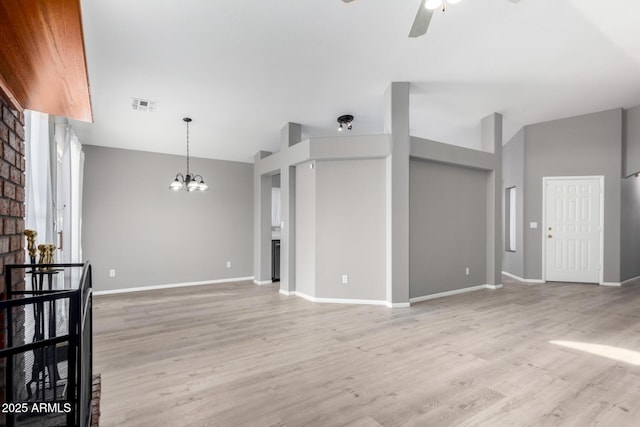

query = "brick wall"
[{"left": 0, "top": 93, "right": 26, "bottom": 418}]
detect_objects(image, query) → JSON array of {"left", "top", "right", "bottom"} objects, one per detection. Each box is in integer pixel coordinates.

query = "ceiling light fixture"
[
  {"left": 169, "top": 117, "right": 209, "bottom": 192},
  {"left": 425, "top": 0, "right": 461, "bottom": 11},
  {"left": 337, "top": 114, "right": 354, "bottom": 131}
]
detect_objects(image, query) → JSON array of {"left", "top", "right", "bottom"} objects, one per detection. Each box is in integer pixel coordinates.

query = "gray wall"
[
  {"left": 620, "top": 176, "right": 640, "bottom": 281},
  {"left": 83, "top": 145, "right": 253, "bottom": 291},
  {"left": 620, "top": 105, "right": 640, "bottom": 281},
  {"left": 502, "top": 129, "right": 525, "bottom": 277},
  {"left": 295, "top": 161, "right": 316, "bottom": 296},
  {"left": 409, "top": 158, "right": 487, "bottom": 298},
  {"left": 625, "top": 105, "right": 640, "bottom": 177},
  {"left": 522, "top": 109, "right": 623, "bottom": 282},
  {"left": 294, "top": 159, "right": 387, "bottom": 301},
  {"left": 315, "top": 159, "right": 387, "bottom": 300}
]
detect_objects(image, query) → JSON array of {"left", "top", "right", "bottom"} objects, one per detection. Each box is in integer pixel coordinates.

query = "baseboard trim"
[
  {"left": 601, "top": 281, "right": 622, "bottom": 287},
  {"left": 603, "top": 275, "right": 640, "bottom": 287},
  {"left": 254, "top": 280, "right": 273, "bottom": 285},
  {"left": 387, "top": 302, "right": 411, "bottom": 308},
  {"left": 281, "top": 290, "right": 409, "bottom": 307},
  {"left": 93, "top": 276, "right": 254, "bottom": 296},
  {"left": 502, "top": 271, "right": 545, "bottom": 284},
  {"left": 294, "top": 291, "right": 391, "bottom": 307},
  {"left": 410, "top": 284, "right": 500, "bottom": 303},
  {"left": 621, "top": 275, "right": 640, "bottom": 287}
]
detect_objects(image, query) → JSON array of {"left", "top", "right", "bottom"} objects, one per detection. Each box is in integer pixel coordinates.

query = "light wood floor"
[{"left": 93, "top": 278, "right": 640, "bottom": 426}]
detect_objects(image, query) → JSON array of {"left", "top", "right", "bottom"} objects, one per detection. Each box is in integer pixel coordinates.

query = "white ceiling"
[{"left": 71, "top": 0, "right": 640, "bottom": 163}]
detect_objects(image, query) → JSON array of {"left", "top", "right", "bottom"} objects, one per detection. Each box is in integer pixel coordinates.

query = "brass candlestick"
[
  {"left": 46, "top": 244, "right": 56, "bottom": 264},
  {"left": 24, "top": 229, "right": 38, "bottom": 261},
  {"left": 37, "top": 244, "right": 56, "bottom": 269}
]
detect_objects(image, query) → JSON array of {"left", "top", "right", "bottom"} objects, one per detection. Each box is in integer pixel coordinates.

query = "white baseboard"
[
  {"left": 601, "top": 281, "right": 622, "bottom": 287},
  {"left": 293, "top": 291, "right": 391, "bottom": 307},
  {"left": 621, "top": 275, "right": 640, "bottom": 287},
  {"left": 281, "top": 290, "right": 409, "bottom": 307},
  {"left": 603, "top": 275, "right": 640, "bottom": 287},
  {"left": 387, "top": 302, "right": 411, "bottom": 308},
  {"left": 93, "top": 276, "right": 254, "bottom": 296},
  {"left": 254, "top": 279, "right": 273, "bottom": 285},
  {"left": 504, "top": 271, "right": 640, "bottom": 288},
  {"left": 409, "top": 284, "right": 501, "bottom": 303},
  {"left": 502, "top": 271, "right": 545, "bottom": 284}
]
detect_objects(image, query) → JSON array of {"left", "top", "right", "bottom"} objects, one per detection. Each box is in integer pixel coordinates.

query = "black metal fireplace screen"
[{"left": 0, "top": 262, "right": 92, "bottom": 427}]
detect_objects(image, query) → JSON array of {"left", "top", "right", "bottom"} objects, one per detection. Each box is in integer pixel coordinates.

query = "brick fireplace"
[{"left": 0, "top": 92, "right": 26, "bottom": 422}]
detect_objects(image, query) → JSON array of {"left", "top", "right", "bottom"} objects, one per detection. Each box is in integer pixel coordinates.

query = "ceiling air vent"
[{"left": 132, "top": 98, "right": 157, "bottom": 112}]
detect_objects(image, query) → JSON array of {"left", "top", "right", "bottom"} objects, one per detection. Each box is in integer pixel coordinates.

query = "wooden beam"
[{"left": 0, "top": 0, "right": 92, "bottom": 122}]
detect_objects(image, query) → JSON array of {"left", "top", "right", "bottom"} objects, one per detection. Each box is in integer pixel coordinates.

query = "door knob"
[{"left": 547, "top": 234, "right": 553, "bottom": 238}]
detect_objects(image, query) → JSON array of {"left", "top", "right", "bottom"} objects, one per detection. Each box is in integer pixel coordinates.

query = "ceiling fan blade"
[{"left": 409, "top": 0, "right": 433, "bottom": 38}]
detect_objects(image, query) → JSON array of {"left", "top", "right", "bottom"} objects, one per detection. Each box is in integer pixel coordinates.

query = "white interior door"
[{"left": 544, "top": 177, "right": 603, "bottom": 283}]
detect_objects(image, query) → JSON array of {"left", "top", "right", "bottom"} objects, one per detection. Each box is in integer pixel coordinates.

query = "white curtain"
[
  {"left": 24, "top": 110, "right": 55, "bottom": 247},
  {"left": 58, "top": 125, "right": 84, "bottom": 264},
  {"left": 23, "top": 110, "right": 56, "bottom": 392},
  {"left": 53, "top": 124, "right": 85, "bottom": 353},
  {"left": 22, "top": 113, "right": 86, "bottom": 390}
]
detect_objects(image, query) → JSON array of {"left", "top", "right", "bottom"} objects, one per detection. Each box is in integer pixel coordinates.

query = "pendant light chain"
[
  {"left": 186, "top": 119, "right": 190, "bottom": 176},
  {"left": 168, "top": 117, "right": 209, "bottom": 192}
]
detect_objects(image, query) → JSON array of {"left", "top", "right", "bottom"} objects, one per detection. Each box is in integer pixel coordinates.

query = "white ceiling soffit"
[{"left": 70, "top": 0, "right": 640, "bottom": 163}]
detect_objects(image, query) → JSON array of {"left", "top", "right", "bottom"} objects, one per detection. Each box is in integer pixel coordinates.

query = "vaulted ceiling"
[{"left": 70, "top": 0, "right": 640, "bottom": 163}]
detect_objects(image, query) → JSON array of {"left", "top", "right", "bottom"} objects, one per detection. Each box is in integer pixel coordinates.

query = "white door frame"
[{"left": 541, "top": 176, "right": 605, "bottom": 285}]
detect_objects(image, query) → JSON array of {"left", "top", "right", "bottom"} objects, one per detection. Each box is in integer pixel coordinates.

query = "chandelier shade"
[{"left": 169, "top": 117, "right": 209, "bottom": 192}]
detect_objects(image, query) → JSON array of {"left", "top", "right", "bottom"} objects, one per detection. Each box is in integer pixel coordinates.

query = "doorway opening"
[{"left": 272, "top": 174, "right": 281, "bottom": 282}]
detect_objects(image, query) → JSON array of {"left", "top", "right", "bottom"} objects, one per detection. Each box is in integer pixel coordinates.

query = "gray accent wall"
[
  {"left": 522, "top": 109, "right": 623, "bottom": 282},
  {"left": 502, "top": 129, "right": 525, "bottom": 277},
  {"left": 409, "top": 112, "right": 502, "bottom": 292},
  {"left": 83, "top": 145, "right": 253, "bottom": 291},
  {"left": 295, "top": 161, "right": 315, "bottom": 297},
  {"left": 295, "top": 159, "right": 387, "bottom": 301},
  {"left": 620, "top": 176, "right": 640, "bottom": 281},
  {"left": 315, "top": 159, "right": 387, "bottom": 300},
  {"left": 625, "top": 105, "right": 640, "bottom": 177},
  {"left": 409, "top": 159, "right": 487, "bottom": 297},
  {"left": 620, "top": 105, "right": 640, "bottom": 281}
]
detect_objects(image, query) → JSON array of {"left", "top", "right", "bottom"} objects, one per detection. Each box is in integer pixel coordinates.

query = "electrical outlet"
[
  {"left": 342, "top": 275, "right": 349, "bottom": 284},
  {"left": 109, "top": 269, "right": 116, "bottom": 278},
  {"left": 465, "top": 267, "right": 470, "bottom": 276},
  {"left": 226, "top": 261, "right": 231, "bottom": 268}
]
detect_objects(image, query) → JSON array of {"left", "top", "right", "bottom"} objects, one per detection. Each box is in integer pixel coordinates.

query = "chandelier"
[
  {"left": 425, "top": 0, "right": 462, "bottom": 11},
  {"left": 169, "top": 117, "right": 209, "bottom": 192}
]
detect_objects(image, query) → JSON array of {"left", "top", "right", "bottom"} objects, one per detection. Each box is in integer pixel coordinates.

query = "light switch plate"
[{"left": 529, "top": 222, "right": 538, "bottom": 229}]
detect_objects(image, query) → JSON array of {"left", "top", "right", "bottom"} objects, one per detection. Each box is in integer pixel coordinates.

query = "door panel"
[{"left": 544, "top": 178, "right": 602, "bottom": 283}]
